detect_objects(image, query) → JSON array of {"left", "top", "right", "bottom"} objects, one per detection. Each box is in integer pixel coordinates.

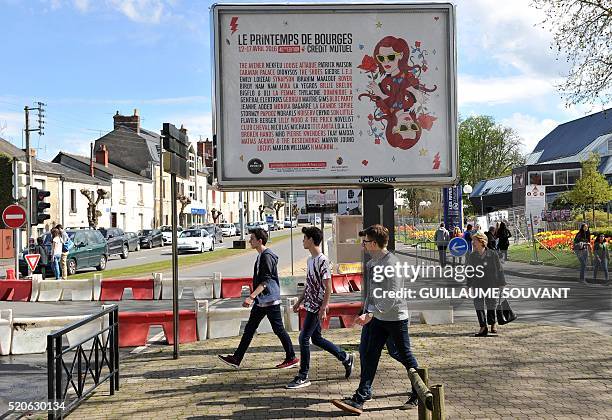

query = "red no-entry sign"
[{"left": 2, "top": 204, "right": 27, "bottom": 229}]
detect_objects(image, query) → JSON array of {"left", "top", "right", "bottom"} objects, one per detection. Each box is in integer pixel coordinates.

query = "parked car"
[
  {"left": 20, "top": 229, "right": 108, "bottom": 277},
  {"left": 203, "top": 224, "right": 223, "bottom": 243},
  {"left": 267, "top": 219, "right": 283, "bottom": 231},
  {"left": 98, "top": 227, "right": 129, "bottom": 259},
  {"left": 246, "top": 221, "right": 269, "bottom": 233},
  {"left": 177, "top": 229, "right": 215, "bottom": 253},
  {"left": 234, "top": 222, "right": 242, "bottom": 236},
  {"left": 161, "top": 225, "right": 183, "bottom": 245},
  {"left": 218, "top": 223, "right": 237, "bottom": 237},
  {"left": 284, "top": 218, "right": 298, "bottom": 228},
  {"left": 124, "top": 232, "right": 141, "bottom": 252},
  {"left": 297, "top": 213, "right": 310, "bottom": 223},
  {"left": 139, "top": 228, "right": 164, "bottom": 249}
]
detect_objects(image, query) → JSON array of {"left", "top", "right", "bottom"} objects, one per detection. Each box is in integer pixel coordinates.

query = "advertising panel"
[
  {"left": 525, "top": 184, "right": 546, "bottom": 229},
  {"left": 338, "top": 189, "right": 362, "bottom": 215},
  {"left": 442, "top": 185, "right": 462, "bottom": 231},
  {"left": 305, "top": 189, "right": 338, "bottom": 213}
]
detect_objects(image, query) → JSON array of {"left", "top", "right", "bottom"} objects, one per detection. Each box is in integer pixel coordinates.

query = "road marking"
[{"left": 130, "top": 331, "right": 166, "bottom": 354}]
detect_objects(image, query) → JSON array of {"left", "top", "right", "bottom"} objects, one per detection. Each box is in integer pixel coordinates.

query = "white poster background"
[
  {"left": 525, "top": 184, "right": 546, "bottom": 229},
  {"left": 213, "top": 4, "right": 456, "bottom": 188}
]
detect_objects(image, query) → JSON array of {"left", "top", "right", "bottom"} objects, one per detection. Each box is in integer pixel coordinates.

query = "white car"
[
  {"left": 161, "top": 225, "right": 182, "bottom": 245},
  {"left": 218, "top": 223, "right": 237, "bottom": 237},
  {"left": 246, "top": 221, "right": 269, "bottom": 232},
  {"left": 176, "top": 229, "right": 214, "bottom": 253},
  {"left": 284, "top": 218, "right": 298, "bottom": 228}
]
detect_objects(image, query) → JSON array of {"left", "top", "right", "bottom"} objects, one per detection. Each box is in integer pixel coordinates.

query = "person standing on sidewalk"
[
  {"left": 218, "top": 228, "right": 298, "bottom": 369},
  {"left": 286, "top": 226, "right": 354, "bottom": 389},
  {"left": 573, "top": 223, "right": 591, "bottom": 283},
  {"left": 55, "top": 224, "right": 69, "bottom": 279},
  {"left": 464, "top": 224, "right": 474, "bottom": 253},
  {"left": 495, "top": 222, "right": 512, "bottom": 263},
  {"left": 332, "top": 225, "right": 419, "bottom": 415},
  {"left": 485, "top": 226, "right": 497, "bottom": 251},
  {"left": 593, "top": 233, "right": 609, "bottom": 284},
  {"left": 50, "top": 228, "right": 63, "bottom": 280},
  {"left": 434, "top": 222, "right": 450, "bottom": 267}
]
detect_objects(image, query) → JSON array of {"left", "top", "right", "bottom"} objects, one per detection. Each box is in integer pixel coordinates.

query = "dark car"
[
  {"left": 20, "top": 229, "right": 108, "bottom": 278},
  {"left": 234, "top": 222, "right": 242, "bottom": 236},
  {"left": 98, "top": 227, "right": 129, "bottom": 259},
  {"left": 124, "top": 232, "right": 141, "bottom": 252},
  {"left": 139, "top": 228, "right": 163, "bottom": 248},
  {"left": 203, "top": 224, "right": 223, "bottom": 243}
]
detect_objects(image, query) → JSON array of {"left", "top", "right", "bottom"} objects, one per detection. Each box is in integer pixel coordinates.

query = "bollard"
[
  {"left": 408, "top": 367, "right": 433, "bottom": 419},
  {"left": 431, "top": 384, "right": 446, "bottom": 420}
]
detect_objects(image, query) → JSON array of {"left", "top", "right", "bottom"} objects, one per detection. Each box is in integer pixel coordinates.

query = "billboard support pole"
[
  {"left": 363, "top": 187, "right": 395, "bottom": 252},
  {"left": 321, "top": 211, "right": 325, "bottom": 254}
]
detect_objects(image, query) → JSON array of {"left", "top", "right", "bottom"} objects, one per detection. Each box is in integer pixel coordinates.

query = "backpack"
[{"left": 62, "top": 238, "right": 74, "bottom": 253}]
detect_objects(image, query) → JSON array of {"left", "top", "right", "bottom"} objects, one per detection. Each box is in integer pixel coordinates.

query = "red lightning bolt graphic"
[
  {"left": 230, "top": 17, "right": 238, "bottom": 34},
  {"left": 433, "top": 153, "right": 441, "bottom": 170}
]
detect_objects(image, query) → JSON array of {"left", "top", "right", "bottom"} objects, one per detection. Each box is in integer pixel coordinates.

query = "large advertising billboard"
[{"left": 212, "top": 3, "right": 457, "bottom": 189}]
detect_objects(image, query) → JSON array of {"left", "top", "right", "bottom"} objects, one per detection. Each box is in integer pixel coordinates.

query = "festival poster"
[{"left": 213, "top": 4, "right": 457, "bottom": 188}]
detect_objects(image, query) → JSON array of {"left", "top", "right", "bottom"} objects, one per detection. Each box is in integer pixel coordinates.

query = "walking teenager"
[
  {"left": 332, "top": 225, "right": 419, "bottom": 415},
  {"left": 218, "top": 228, "right": 298, "bottom": 369},
  {"left": 286, "top": 226, "right": 354, "bottom": 389},
  {"left": 593, "top": 233, "right": 609, "bottom": 284}
]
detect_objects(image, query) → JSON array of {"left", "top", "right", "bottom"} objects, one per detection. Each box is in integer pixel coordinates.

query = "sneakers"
[
  {"left": 286, "top": 375, "right": 311, "bottom": 389},
  {"left": 343, "top": 352, "right": 355, "bottom": 379},
  {"left": 400, "top": 391, "right": 419, "bottom": 410},
  {"left": 331, "top": 396, "right": 363, "bottom": 415},
  {"left": 218, "top": 354, "right": 240, "bottom": 369},
  {"left": 275, "top": 357, "right": 299, "bottom": 369}
]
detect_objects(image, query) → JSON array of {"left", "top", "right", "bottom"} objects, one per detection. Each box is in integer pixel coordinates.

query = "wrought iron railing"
[{"left": 47, "top": 304, "right": 119, "bottom": 419}]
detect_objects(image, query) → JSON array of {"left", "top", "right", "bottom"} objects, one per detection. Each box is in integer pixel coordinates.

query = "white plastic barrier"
[
  {"left": 161, "top": 276, "right": 215, "bottom": 300},
  {"left": 93, "top": 273, "right": 103, "bottom": 301},
  {"left": 196, "top": 300, "right": 208, "bottom": 341},
  {"left": 212, "top": 272, "right": 222, "bottom": 299},
  {"left": 419, "top": 308, "right": 454, "bottom": 325},
  {"left": 153, "top": 272, "right": 163, "bottom": 299},
  {"left": 279, "top": 276, "right": 302, "bottom": 296},
  {"left": 30, "top": 274, "right": 42, "bottom": 301},
  {"left": 0, "top": 309, "right": 12, "bottom": 355},
  {"left": 284, "top": 297, "right": 299, "bottom": 332},
  {"left": 10, "top": 314, "right": 103, "bottom": 355},
  {"left": 35, "top": 279, "right": 94, "bottom": 302}
]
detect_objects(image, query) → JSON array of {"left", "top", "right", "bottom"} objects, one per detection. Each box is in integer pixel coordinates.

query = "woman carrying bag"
[
  {"left": 466, "top": 233, "right": 516, "bottom": 337},
  {"left": 573, "top": 223, "right": 591, "bottom": 283}
]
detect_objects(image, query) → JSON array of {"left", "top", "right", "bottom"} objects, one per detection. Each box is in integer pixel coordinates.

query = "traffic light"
[
  {"left": 12, "top": 160, "right": 28, "bottom": 202},
  {"left": 30, "top": 187, "right": 51, "bottom": 225}
]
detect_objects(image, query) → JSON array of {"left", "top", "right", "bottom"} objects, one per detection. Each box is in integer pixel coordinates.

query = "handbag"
[{"left": 496, "top": 298, "right": 517, "bottom": 325}]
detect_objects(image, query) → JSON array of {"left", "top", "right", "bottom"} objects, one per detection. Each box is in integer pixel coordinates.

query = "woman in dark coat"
[
  {"left": 466, "top": 232, "right": 507, "bottom": 336},
  {"left": 573, "top": 223, "right": 591, "bottom": 283},
  {"left": 495, "top": 222, "right": 512, "bottom": 262}
]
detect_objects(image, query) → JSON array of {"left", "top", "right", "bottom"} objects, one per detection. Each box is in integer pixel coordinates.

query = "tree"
[
  {"left": 459, "top": 116, "right": 525, "bottom": 188},
  {"left": 81, "top": 189, "right": 110, "bottom": 228},
  {"left": 273, "top": 201, "right": 285, "bottom": 220},
  {"left": 258, "top": 204, "right": 268, "bottom": 220},
  {"left": 177, "top": 194, "right": 191, "bottom": 226},
  {"left": 211, "top": 208, "right": 222, "bottom": 224},
  {"left": 532, "top": 0, "right": 612, "bottom": 106},
  {"left": 561, "top": 152, "right": 612, "bottom": 227}
]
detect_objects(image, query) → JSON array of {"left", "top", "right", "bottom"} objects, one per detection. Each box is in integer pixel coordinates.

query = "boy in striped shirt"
[{"left": 286, "top": 226, "right": 354, "bottom": 389}]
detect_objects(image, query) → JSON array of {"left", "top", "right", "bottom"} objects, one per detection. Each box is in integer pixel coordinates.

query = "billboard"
[
  {"left": 525, "top": 184, "right": 546, "bottom": 229},
  {"left": 442, "top": 185, "right": 462, "bottom": 231},
  {"left": 212, "top": 3, "right": 457, "bottom": 189},
  {"left": 338, "top": 189, "right": 362, "bottom": 215},
  {"left": 306, "top": 189, "right": 338, "bottom": 213}
]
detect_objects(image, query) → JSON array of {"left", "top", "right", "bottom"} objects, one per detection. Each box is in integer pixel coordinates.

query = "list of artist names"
[{"left": 238, "top": 61, "right": 355, "bottom": 152}]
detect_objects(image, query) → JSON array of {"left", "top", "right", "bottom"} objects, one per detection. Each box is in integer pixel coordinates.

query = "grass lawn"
[
  {"left": 70, "top": 231, "right": 296, "bottom": 279},
  {"left": 508, "top": 243, "right": 580, "bottom": 269}
]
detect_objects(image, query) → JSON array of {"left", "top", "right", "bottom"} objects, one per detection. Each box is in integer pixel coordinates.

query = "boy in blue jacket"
[{"left": 218, "top": 228, "right": 298, "bottom": 369}]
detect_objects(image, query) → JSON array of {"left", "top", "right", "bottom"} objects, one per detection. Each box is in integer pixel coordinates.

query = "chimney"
[
  {"left": 179, "top": 124, "right": 187, "bottom": 136},
  {"left": 95, "top": 144, "right": 109, "bottom": 167},
  {"left": 112, "top": 109, "right": 140, "bottom": 134},
  {"left": 90, "top": 142, "right": 95, "bottom": 177}
]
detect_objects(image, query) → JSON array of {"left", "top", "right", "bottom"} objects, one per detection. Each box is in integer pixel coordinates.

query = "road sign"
[
  {"left": 266, "top": 215, "right": 274, "bottom": 224},
  {"left": 448, "top": 237, "right": 468, "bottom": 257},
  {"left": 2, "top": 204, "right": 27, "bottom": 229},
  {"left": 25, "top": 254, "right": 40, "bottom": 272}
]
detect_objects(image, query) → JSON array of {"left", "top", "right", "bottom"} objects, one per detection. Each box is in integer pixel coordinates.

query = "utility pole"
[
  {"left": 24, "top": 102, "right": 45, "bottom": 256},
  {"left": 159, "top": 134, "right": 164, "bottom": 227}
]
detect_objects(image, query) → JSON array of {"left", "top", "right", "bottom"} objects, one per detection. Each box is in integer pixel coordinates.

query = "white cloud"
[
  {"left": 458, "top": 74, "right": 558, "bottom": 106},
  {"left": 72, "top": 0, "right": 89, "bottom": 12},
  {"left": 0, "top": 111, "right": 24, "bottom": 145},
  {"left": 172, "top": 112, "right": 213, "bottom": 142},
  {"left": 106, "top": 0, "right": 164, "bottom": 24},
  {"left": 500, "top": 112, "right": 558, "bottom": 153},
  {"left": 52, "top": 96, "right": 209, "bottom": 106}
]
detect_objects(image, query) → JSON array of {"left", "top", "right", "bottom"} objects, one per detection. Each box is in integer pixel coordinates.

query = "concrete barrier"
[
  {"left": 36, "top": 279, "right": 94, "bottom": 302},
  {"left": 10, "top": 314, "right": 101, "bottom": 355},
  {"left": 0, "top": 309, "right": 12, "bottom": 355},
  {"left": 160, "top": 275, "right": 215, "bottom": 300}
]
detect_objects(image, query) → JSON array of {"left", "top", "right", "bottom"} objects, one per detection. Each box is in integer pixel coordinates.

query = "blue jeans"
[
  {"left": 359, "top": 320, "right": 402, "bottom": 399},
  {"left": 593, "top": 258, "right": 609, "bottom": 282},
  {"left": 355, "top": 317, "right": 418, "bottom": 403},
  {"left": 233, "top": 304, "right": 295, "bottom": 363},
  {"left": 52, "top": 255, "right": 61, "bottom": 279},
  {"left": 298, "top": 310, "right": 346, "bottom": 378},
  {"left": 575, "top": 249, "right": 588, "bottom": 281}
]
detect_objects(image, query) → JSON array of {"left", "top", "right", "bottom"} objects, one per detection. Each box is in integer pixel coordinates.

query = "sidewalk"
[{"left": 66, "top": 322, "right": 612, "bottom": 419}]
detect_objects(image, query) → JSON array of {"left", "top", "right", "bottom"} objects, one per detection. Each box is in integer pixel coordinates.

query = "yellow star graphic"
[
  {"left": 375, "top": 21, "right": 382, "bottom": 29},
  {"left": 419, "top": 148, "right": 428, "bottom": 156}
]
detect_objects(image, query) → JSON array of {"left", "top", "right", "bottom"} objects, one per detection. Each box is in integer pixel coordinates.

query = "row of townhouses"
[{"left": 0, "top": 109, "right": 287, "bottom": 237}]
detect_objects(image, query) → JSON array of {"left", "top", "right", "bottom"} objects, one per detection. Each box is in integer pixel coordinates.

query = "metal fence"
[{"left": 47, "top": 304, "right": 119, "bottom": 419}]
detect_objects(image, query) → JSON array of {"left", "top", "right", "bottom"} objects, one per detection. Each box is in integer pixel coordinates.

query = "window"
[
  {"left": 528, "top": 172, "right": 541, "bottom": 185},
  {"left": 189, "top": 184, "right": 195, "bottom": 200},
  {"left": 138, "top": 213, "right": 144, "bottom": 230},
  {"left": 223, "top": 192, "right": 227, "bottom": 204},
  {"left": 198, "top": 186, "right": 203, "bottom": 201},
  {"left": 608, "top": 138, "right": 612, "bottom": 152},
  {"left": 162, "top": 179, "right": 166, "bottom": 199},
  {"left": 70, "top": 189, "right": 77, "bottom": 213},
  {"left": 568, "top": 169, "right": 581, "bottom": 184},
  {"left": 541, "top": 171, "right": 554, "bottom": 185},
  {"left": 212, "top": 190, "right": 216, "bottom": 203},
  {"left": 120, "top": 181, "right": 126, "bottom": 202},
  {"left": 138, "top": 183, "right": 144, "bottom": 204},
  {"left": 555, "top": 170, "right": 568, "bottom": 185}
]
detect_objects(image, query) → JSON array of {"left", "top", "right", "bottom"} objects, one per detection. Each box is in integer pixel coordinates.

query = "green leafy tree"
[
  {"left": 562, "top": 152, "right": 612, "bottom": 227},
  {"left": 531, "top": 0, "right": 612, "bottom": 106},
  {"left": 459, "top": 116, "right": 525, "bottom": 188}
]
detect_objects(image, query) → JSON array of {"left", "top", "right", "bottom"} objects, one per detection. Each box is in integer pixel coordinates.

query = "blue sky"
[{"left": 0, "top": 0, "right": 608, "bottom": 161}]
